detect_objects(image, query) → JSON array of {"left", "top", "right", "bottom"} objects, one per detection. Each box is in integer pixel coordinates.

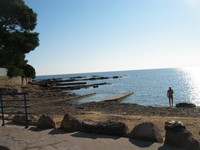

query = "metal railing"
[{"left": 0, "top": 92, "right": 30, "bottom": 128}]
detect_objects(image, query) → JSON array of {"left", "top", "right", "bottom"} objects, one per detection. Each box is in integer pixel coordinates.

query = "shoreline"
[
  {"left": 1, "top": 83, "right": 200, "bottom": 142},
  {"left": 1, "top": 83, "right": 199, "bottom": 118},
  {"left": 1, "top": 82, "right": 200, "bottom": 118}
]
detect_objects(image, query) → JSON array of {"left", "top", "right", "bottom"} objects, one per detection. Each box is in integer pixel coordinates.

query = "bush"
[
  {"left": 23, "top": 64, "right": 36, "bottom": 78},
  {"left": 7, "top": 66, "right": 23, "bottom": 77}
]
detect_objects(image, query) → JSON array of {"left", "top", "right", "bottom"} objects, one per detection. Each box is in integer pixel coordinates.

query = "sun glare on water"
[{"left": 180, "top": 66, "right": 200, "bottom": 106}]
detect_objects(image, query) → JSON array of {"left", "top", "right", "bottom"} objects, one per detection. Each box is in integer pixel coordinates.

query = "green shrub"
[
  {"left": 23, "top": 64, "right": 36, "bottom": 78},
  {"left": 7, "top": 66, "right": 24, "bottom": 77}
]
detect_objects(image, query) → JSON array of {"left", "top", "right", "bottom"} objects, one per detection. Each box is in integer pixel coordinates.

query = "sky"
[{"left": 24, "top": 0, "right": 200, "bottom": 75}]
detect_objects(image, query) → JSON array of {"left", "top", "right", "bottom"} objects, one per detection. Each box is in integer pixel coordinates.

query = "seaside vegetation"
[{"left": 0, "top": 0, "right": 39, "bottom": 78}]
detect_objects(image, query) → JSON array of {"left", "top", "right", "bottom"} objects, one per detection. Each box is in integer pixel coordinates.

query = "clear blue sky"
[{"left": 24, "top": 0, "right": 200, "bottom": 75}]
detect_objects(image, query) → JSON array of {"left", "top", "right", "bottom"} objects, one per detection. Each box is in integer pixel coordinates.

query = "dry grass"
[{"left": 53, "top": 111, "right": 200, "bottom": 141}]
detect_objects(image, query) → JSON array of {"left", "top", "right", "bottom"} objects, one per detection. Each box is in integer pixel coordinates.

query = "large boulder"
[
  {"left": 164, "top": 121, "right": 200, "bottom": 150},
  {"left": 37, "top": 114, "right": 56, "bottom": 129},
  {"left": 61, "top": 113, "right": 81, "bottom": 132},
  {"left": 128, "top": 122, "right": 163, "bottom": 143},
  {"left": 176, "top": 103, "right": 196, "bottom": 108},
  {"left": 80, "top": 119, "right": 99, "bottom": 133},
  {"left": 80, "top": 119, "right": 128, "bottom": 137}
]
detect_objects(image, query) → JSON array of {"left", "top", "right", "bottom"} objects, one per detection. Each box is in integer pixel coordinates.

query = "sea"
[{"left": 36, "top": 67, "right": 200, "bottom": 106}]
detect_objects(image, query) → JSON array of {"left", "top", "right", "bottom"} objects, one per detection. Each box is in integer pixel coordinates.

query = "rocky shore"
[
  {"left": 1, "top": 81, "right": 200, "bottom": 115},
  {"left": 1, "top": 81, "right": 200, "bottom": 143},
  {"left": 11, "top": 81, "right": 198, "bottom": 118}
]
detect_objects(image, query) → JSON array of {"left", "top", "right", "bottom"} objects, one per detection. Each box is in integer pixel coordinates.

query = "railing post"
[
  {"left": 0, "top": 94, "right": 5, "bottom": 126},
  {"left": 24, "top": 93, "right": 29, "bottom": 128}
]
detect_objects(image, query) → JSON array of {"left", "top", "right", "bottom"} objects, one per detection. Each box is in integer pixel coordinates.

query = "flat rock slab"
[
  {"left": 102, "top": 92, "right": 133, "bottom": 102},
  {"left": 0, "top": 124, "right": 185, "bottom": 150}
]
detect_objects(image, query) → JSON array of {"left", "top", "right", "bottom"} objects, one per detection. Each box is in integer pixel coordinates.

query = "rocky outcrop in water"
[{"left": 33, "top": 75, "right": 122, "bottom": 91}]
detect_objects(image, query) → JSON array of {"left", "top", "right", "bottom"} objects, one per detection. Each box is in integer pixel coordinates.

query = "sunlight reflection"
[{"left": 180, "top": 66, "right": 200, "bottom": 105}]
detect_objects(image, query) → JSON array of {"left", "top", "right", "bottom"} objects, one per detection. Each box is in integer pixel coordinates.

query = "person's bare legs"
[
  {"left": 169, "top": 97, "right": 173, "bottom": 107},
  {"left": 171, "top": 97, "right": 173, "bottom": 107}
]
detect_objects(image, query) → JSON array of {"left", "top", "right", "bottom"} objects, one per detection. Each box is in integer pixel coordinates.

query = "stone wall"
[{"left": 0, "top": 76, "right": 31, "bottom": 87}]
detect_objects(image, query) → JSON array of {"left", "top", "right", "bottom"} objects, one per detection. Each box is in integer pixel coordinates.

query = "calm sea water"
[{"left": 36, "top": 67, "right": 200, "bottom": 106}]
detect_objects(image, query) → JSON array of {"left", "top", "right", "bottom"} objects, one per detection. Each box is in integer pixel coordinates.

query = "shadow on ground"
[
  {"left": 158, "top": 144, "right": 184, "bottom": 150},
  {"left": 71, "top": 131, "right": 120, "bottom": 140},
  {"left": 28, "top": 127, "right": 67, "bottom": 135},
  {"left": 129, "top": 139, "right": 183, "bottom": 150},
  {"left": 129, "top": 139, "right": 154, "bottom": 147}
]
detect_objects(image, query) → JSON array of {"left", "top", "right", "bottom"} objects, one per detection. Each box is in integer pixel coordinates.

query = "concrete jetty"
[{"left": 101, "top": 92, "right": 133, "bottom": 102}]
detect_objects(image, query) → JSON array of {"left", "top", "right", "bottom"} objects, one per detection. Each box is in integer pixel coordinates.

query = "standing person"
[{"left": 167, "top": 87, "right": 174, "bottom": 107}]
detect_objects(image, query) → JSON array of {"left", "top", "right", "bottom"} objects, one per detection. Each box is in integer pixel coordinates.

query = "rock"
[
  {"left": 0, "top": 146, "right": 9, "bottom": 150},
  {"left": 164, "top": 120, "right": 185, "bottom": 130},
  {"left": 12, "top": 112, "right": 38, "bottom": 126},
  {"left": 128, "top": 122, "right": 163, "bottom": 143},
  {"left": 80, "top": 119, "right": 99, "bottom": 133},
  {"left": 12, "top": 114, "right": 25, "bottom": 125},
  {"left": 176, "top": 103, "right": 196, "bottom": 108},
  {"left": 80, "top": 119, "right": 128, "bottom": 137},
  {"left": 61, "top": 113, "right": 81, "bottom": 132},
  {"left": 113, "top": 76, "right": 119, "bottom": 78},
  {"left": 28, "top": 115, "right": 39, "bottom": 126},
  {"left": 165, "top": 121, "right": 200, "bottom": 150},
  {"left": 37, "top": 114, "right": 55, "bottom": 129}
]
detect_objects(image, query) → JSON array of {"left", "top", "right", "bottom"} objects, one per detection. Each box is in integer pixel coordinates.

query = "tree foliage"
[
  {"left": 0, "top": 0, "right": 39, "bottom": 78},
  {"left": 7, "top": 66, "right": 23, "bottom": 77},
  {"left": 23, "top": 64, "right": 36, "bottom": 78}
]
